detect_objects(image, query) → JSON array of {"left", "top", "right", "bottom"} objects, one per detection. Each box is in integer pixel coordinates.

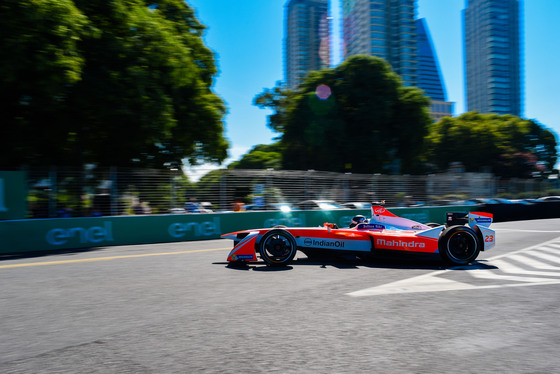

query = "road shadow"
[
  {"left": 0, "top": 247, "right": 106, "bottom": 261},
  {"left": 446, "top": 260, "right": 498, "bottom": 271},
  {"left": 216, "top": 261, "right": 294, "bottom": 271},
  {"left": 218, "top": 251, "right": 488, "bottom": 271},
  {"left": 297, "top": 253, "right": 448, "bottom": 270}
]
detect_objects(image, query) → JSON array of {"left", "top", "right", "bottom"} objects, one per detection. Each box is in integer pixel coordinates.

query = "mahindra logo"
[
  {"left": 373, "top": 207, "right": 385, "bottom": 214},
  {"left": 376, "top": 238, "right": 425, "bottom": 249}
]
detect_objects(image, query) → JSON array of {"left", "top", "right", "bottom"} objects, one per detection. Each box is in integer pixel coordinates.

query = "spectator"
[
  {"left": 132, "top": 201, "right": 152, "bottom": 215},
  {"left": 132, "top": 201, "right": 144, "bottom": 215},
  {"left": 31, "top": 187, "right": 49, "bottom": 218},
  {"left": 56, "top": 206, "right": 73, "bottom": 218},
  {"left": 232, "top": 198, "right": 245, "bottom": 212},
  {"left": 92, "top": 190, "right": 111, "bottom": 216},
  {"left": 141, "top": 201, "right": 152, "bottom": 214},
  {"left": 404, "top": 195, "right": 414, "bottom": 207},
  {"left": 185, "top": 198, "right": 201, "bottom": 213}
]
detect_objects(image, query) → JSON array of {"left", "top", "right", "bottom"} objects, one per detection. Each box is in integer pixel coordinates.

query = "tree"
[
  {"left": 0, "top": 0, "right": 90, "bottom": 166},
  {"left": 0, "top": 0, "right": 228, "bottom": 168},
  {"left": 253, "top": 83, "right": 296, "bottom": 135},
  {"left": 280, "top": 55, "right": 431, "bottom": 174},
  {"left": 228, "top": 143, "right": 283, "bottom": 170},
  {"left": 424, "top": 112, "right": 558, "bottom": 177}
]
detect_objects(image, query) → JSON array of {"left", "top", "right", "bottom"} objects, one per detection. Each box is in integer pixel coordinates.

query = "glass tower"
[
  {"left": 342, "top": 0, "right": 418, "bottom": 87},
  {"left": 464, "top": 0, "right": 522, "bottom": 116},
  {"left": 285, "top": 0, "right": 330, "bottom": 89},
  {"left": 341, "top": 0, "right": 453, "bottom": 120},
  {"left": 416, "top": 18, "right": 445, "bottom": 101},
  {"left": 416, "top": 17, "right": 453, "bottom": 121}
]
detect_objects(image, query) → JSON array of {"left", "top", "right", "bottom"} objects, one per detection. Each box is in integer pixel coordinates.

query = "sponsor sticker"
[
  {"left": 376, "top": 238, "right": 425, "bottom": 249},
  {"left": 472, "top": 217, "right": 492, "bottom": 223},
  {"left": 168, "top": 217, "right": 222, "bottom": 238},
  {"left": 235, "top": 254, "right": 255, "bottom": 260},
  {"left": 357, "top": 223, "right": 385, "bottom": 230},
  {"left": 46, "top": 221, "right": 114, "bottom": 246},
  {"left": 302, "top": 238, "right": 345, "bottom": 248}
]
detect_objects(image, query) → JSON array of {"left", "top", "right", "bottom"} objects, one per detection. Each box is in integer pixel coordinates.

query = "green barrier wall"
[
  {"left": 0, "top": 171, "right": 27, "bottom": 220},
  {"left": 0, "top": 206, "right": 475, "bottom": 254}
]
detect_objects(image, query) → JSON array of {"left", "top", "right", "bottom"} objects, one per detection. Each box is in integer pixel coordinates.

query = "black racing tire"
[
  {"left": 439, "top": 226, "right": 481, "bottom": 265},
  {"left": 259, "top": 229, "right": 297, "bottom": 266}
]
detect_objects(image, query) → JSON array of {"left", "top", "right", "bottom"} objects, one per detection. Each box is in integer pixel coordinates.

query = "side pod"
[{"left": 226, "top": 232, "right": 259, "bottom": 262}]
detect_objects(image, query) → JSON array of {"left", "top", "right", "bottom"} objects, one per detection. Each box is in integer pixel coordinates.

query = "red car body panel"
[{"left": 222, "top": 205, "right": 495, "bottom": 264}]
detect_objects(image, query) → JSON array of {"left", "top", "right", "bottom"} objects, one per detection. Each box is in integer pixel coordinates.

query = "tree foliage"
[
  {"left": 253, "top": 83, "right": 295, "bottom": 135},
  {"left": 228, "top": 143, "right": 283, "bottom": 170},
  {"left": 425, "top": 112, "right": 558, "bottom": 177},
  {"left": 0, "top": 0, "right": 228, "bottom": 168},
  {"left": 280, "top": 55, "right": 431, "bottom": 174}
]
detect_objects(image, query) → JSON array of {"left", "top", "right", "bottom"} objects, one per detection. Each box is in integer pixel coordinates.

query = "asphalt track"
[{"left": 1, "top": 218, "right": 560, "bottom": 373}]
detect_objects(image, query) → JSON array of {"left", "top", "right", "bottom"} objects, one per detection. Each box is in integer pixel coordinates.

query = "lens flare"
[{"left": 315, "top": 84, "right": 332, "bottom": 100}]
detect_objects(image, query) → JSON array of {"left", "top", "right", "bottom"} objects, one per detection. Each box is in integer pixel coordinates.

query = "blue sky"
[{"left": 186, "top": 0, "right": 560, "bottom": 171}]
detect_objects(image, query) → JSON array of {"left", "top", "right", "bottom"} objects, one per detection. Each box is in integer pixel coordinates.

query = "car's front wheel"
[
  {"left": 259, "top": 229, "right": 297, "bottom": 266},
  {"left": 439, "top": 226, "right": 480, "bottom": 265}
]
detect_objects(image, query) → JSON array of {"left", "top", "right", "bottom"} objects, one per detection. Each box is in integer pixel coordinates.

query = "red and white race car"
[{"left": 222, "top": 204, "right": 495, "bottom": 266}]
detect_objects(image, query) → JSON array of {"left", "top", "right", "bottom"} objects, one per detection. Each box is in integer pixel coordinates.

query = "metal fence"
[{"left": 20, "top": 166, "right": 559, "bottom": 218}]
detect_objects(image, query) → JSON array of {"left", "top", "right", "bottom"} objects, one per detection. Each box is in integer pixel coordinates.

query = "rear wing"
[
  {"left": 468, "top": 211, "right": 493, "bottom": 228},
  {"left": 446, "top": 211, "right": 493, "bottom": 228}
]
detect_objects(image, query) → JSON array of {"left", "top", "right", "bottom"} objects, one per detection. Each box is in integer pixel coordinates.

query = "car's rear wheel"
[
  {"left": 439, "top": 226, "right": 480, "bottom": 265},
  {"left": 259, "top": 229, "right": 297, "bottom": 266}
]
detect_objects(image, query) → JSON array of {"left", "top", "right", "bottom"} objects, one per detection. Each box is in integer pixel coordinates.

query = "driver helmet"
[{"left": 350, "top": 215, "right": 367, "bottom": 228}]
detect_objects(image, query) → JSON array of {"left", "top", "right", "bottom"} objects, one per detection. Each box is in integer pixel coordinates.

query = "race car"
[{"left": 222, "top": 204, "right": 495, "bottom": 266}]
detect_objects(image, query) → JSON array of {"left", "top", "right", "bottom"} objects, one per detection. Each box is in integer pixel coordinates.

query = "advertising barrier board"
[
  {"left": 0, "top": 207, "right": 473, "bottom": 254},
  {"left": 0, "top": 171, "right": 27, "bottom": 220}
]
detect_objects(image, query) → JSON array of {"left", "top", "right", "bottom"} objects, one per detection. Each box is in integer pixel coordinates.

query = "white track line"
[{"left": 348, "top": 235, "right": 560, "bottom": 297}]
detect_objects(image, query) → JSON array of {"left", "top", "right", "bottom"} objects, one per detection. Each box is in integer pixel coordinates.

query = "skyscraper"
[
  {"left": 341, "top": 0, "right": 453, "bottom": 119},
  {"left": 284, "top": 0, "right": 330, "bottom": 89},
  {"left": 464, "top": 0, "right": 522, "bottom": 116},
  {"left": 342, "top": 0, "right": 418, "bottom": 87},
  {"left": 416, "top": 18, "right": 454, "bottom": 121},
  {"left": 416, "top": 18, "right": 445, "bottom": 101}
]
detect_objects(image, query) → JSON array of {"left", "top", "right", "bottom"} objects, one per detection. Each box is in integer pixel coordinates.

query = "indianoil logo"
[{"left": 303, "top": 238, "right": 345, "bottom": 248}]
